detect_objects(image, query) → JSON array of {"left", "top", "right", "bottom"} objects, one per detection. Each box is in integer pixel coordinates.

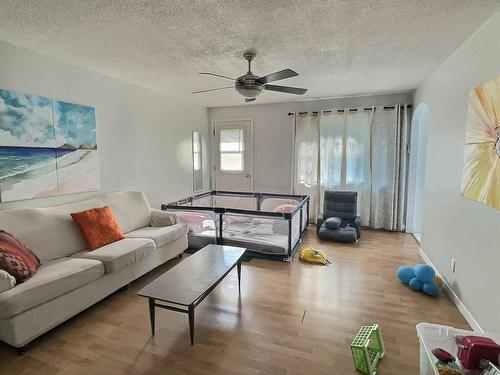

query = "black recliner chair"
[{"left": 316, "top": 191, "right": 361, "bottom": 243}]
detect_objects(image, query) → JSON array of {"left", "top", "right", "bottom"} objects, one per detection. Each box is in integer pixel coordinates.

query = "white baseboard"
[{"left": 417, "top": 248, "right": 484, "bottom": 333}]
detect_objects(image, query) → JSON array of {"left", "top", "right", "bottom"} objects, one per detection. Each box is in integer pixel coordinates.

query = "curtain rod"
[{"left": 288, "top": 104, "right": 412, "bottom": 116}]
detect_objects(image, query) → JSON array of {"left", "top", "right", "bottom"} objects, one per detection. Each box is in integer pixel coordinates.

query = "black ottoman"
[{"left": 318, "top": 225, "right": 358, "bottom": 243}]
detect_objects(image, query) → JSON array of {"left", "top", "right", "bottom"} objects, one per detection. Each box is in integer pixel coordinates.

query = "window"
[
  {"left": 192, "top": 131, "right": 203, "bottom": 192},
  {"left": 220, "top": 128, "right": 244, "bottom": 171},
  {"left": 193, "top": 132, "right": 201, "bottom": 171}
]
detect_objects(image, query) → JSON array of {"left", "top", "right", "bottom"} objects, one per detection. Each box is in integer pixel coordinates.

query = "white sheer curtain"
[
  {"left": 292, "top": 105, "right": 410, "bottom": 230},
  {"left": 292, "top": 113, "right": 320, "bottom": 222},
  {"left": 319, "top": 109, "right": 373, "bottom": 226},
  {"left": 370, "top": 105, "right": 410, "bottom": 230},
  {"left": 320, "top": 111, "right": 344, "bottom": 194}
]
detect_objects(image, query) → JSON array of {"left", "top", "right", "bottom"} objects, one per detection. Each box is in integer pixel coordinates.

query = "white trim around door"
[{"left": 211, "top": 118, "right": 254, "bottom": 192}]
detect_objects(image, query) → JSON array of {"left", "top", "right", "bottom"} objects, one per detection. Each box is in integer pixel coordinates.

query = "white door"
[{"left": 213, "top": 119, "right": 253, "bottom": 192}]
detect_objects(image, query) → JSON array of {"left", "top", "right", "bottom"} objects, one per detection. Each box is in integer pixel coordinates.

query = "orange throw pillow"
[{"left": 71, "top": 206, "right": 125, "bottom": 250}]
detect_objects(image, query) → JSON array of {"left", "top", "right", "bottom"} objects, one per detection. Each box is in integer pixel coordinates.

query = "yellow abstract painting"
[{"left": 460, "top": 76, "right": 500, "bottom": 210}]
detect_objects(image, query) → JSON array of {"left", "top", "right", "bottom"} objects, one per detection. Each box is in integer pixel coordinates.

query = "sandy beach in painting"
[{"left": 0, "top": 150, "right": 99, "bottom": 202}]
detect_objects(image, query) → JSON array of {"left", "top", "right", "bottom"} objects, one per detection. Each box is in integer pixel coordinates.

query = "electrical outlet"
[{"left": 451, "top": 258, "right": 456, "bottom": 273}]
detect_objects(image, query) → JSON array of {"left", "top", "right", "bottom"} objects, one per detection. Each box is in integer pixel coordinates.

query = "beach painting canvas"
[
  {"left": 53, "top": 100, "right": 99, "bottom": 195},
  {"left": 0, "top": 89, "right": 99, "bottom": 202},
  {"left": 460, "top": 76, "right": 500, "bottom": 210}
]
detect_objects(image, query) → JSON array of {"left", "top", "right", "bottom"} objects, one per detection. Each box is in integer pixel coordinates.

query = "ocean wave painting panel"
[
  {"left": 54, "top": 100, "right": 99, "bottom": 194},
  {"left": 0, "top": 146, "right": 58, "bottom": 202},
  {"left": 0, "top": 88, "right": 99, "bottom": 202}
]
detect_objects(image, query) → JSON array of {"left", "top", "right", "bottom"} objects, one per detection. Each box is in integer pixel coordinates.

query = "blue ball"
[
  {"left": 423, "top": 282, "right": 439, "bottom": 296},
  {"left": 397, "top": 266, "right": 415, "bottom": 284},
  {"left": 414, "top": 264, "right": 435, "bottom": 283},
  {"left": 409, "top": 277, "right": 423, "bottom": 291}
]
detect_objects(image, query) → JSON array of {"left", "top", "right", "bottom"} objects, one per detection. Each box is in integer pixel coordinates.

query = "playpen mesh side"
[
  {"left": 220, "top": 213, "right": 289, "bottom": 254},
  {"left": 214, "top": 195, "right": 257, "bottom": 210},
  {"left": 301, "top": 204, "right": 308, "bottom": 231},
  {"left": 164, "top": 208, "right": 217, "bottom": 248},
  {"left": 291, "top": 209, "right": 301, "bottom": 249},
  {"left": 164, "top": 192, "right": 309, "bottom": 257},
  {"left": 260, "top": 197, "right": 301, "bottom": 212},
  {"left": 192, "top": 195, "right": 213, "bottom": 207}
]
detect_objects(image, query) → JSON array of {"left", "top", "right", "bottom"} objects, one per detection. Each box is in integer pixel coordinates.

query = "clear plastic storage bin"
[{"left": 417, "top": 323, "right": 500, "bottom": 375}]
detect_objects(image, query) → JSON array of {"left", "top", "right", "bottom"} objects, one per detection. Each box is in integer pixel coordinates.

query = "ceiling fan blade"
[
  {"left": 192, "top": 86, "right": 234, "bottom": 94},
  {"left": 264, "top": 84, "right": 307, "bottom": 95},
  {"left": 257, "top": 69, "right": 298, "bottom": 84},
  {"left": 245, "top": 98, "right": 256, "bottom": 103},
  {"left": 199, "top": 72, "right": 235, "bottom": 81}
]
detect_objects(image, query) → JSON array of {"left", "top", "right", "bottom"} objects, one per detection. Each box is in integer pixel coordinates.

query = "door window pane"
[
  {"left": 220, "top": 128, "right": 244, "bottom": 152},
  {"left": 220, "top": 153, "right": 243, "bottom": 171},
  {"left": 219, "top": 128, "right": 244, "bottom": 171}
]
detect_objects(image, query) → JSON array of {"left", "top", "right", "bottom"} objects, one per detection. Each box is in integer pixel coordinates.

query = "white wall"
[
  {"left": 0, "top": 41, "right": 209, "bottom": 210},
  {"left": 414, "top": 11, "right": 500, "bottom": 332},
  {"left": 209, "top": 92, "right": 413, "bottom": 193}
]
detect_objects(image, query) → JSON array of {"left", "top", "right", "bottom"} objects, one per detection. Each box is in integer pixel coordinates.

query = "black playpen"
[{"left": 162, "top": 191, "right": 310, "bottom": 261}]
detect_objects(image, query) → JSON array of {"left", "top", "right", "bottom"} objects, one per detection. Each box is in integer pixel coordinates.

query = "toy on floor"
[
  {"left": 299, "top": 248, "right": 331, "bottom": 265},
  {"left": 432, "top": 348, "right": 464, "bottom": 375},
  {"left": 351, "top": 324, "right": 385, "bottom": 375},
  {"left": 396, "top": 264, "right": 441, "bottom": 296}
]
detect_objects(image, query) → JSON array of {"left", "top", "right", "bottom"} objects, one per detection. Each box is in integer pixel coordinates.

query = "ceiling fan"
[{"left": 193, "top": 50, "right": 307, "bottom": 103}]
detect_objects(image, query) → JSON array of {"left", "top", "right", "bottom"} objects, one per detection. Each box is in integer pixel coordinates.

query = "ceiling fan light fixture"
[
  {"left": 235, "top": 82, "right": 264, "bottom": 98},
  {"left": 194, "top": 50, "right": 307, "bottom": 102}
]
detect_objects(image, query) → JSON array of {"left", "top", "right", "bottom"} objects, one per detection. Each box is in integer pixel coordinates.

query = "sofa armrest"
[
  {"left": 150, "top": 208, "right": 178, "bottom": 227},
  {"left": 0, "top": 270, "right": 16, "bottom": 293},
  {"left": 316, "top": 214, "right": 324, "bottom": 234},
  {"left": 354, "top": 216, "right": 361, "bottom": 238}
]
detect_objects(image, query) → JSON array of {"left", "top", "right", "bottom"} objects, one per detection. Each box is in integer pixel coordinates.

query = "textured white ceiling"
[{"left": 0, "top": 1, "right": 498, "bottom": 107}]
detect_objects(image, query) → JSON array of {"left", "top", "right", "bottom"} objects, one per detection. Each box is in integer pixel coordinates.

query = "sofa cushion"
[
  {"left": 0, "top": 257, "right": 104, "bottom": 319},
  {"left": 100, "top": 191, "right": 152, "bottom": 233},
  {"left": 70, "top": 238, "right": 155, "bottom": 273},
  {"left": 0, "top": 191, "right": 151, "bottom": 263},
  {"left": 0, "top": 198, "right": 102, "bottom": 263},
  {"left": 125, "top": 224, "right": 188, "bottom": 248}
]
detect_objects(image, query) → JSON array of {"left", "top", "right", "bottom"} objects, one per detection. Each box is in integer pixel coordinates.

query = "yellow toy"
[{"left": 299, "top": 248, "right": 331, "bottom": 265}]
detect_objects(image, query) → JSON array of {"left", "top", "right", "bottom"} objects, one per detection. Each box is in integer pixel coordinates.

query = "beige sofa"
[{"left": 0, "top": 191, "right": 188, "bottom": 349}]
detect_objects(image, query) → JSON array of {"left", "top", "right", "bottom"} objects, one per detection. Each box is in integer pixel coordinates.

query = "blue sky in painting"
[
  {"left": 0, "top": 89, "right": 96, "bottom": 148},
  {"left": 53, "top": 100, "right": 96, "bottom": 147},
  {"left": 0, "top": 89, "right": 55, "bottom": 147}
]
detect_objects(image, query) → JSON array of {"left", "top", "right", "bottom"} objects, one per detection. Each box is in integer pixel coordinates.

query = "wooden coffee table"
[{"left": 138, "top": 244, "right": 246, "bottom": 345}]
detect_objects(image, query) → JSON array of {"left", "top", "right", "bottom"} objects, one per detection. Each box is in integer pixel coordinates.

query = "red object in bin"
[{"left": 457, "top": 336, "right": 500, "bottom": 370}]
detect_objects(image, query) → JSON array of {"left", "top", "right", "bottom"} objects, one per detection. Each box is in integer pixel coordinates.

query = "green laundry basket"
[{"left": 351, "top": 324, "right": 385, "bottom": 375}]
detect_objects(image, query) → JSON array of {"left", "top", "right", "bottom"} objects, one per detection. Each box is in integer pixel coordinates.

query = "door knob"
[{"left": 245, "top": 174, "right": 251, "bottom": 178}]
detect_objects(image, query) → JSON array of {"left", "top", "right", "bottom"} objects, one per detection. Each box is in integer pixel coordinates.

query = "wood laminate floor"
[{"left": 0, "top": 229, "right": 469, "bottom": 375}]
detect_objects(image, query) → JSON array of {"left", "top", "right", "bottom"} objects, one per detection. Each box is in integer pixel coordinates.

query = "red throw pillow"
[
  {"left": 0, "top": 230, "right": 40, "bottom": 274},
  {"left": 0, "top": 252, "right": 32, "bottom": 283},
  {"left": 71, "top": 206, "right": 125, "bottom": 250}
]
